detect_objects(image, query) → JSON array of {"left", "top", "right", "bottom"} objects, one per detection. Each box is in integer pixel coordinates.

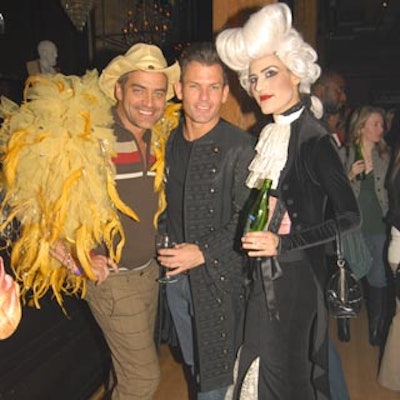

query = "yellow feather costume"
[{"left": 0, "top": 70, "right": 181, "bottom": 308}]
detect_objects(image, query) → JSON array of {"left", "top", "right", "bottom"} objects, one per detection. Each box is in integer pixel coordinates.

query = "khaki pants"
[{"left": 85, "top": 259, "right": 160, "bottom": 400}]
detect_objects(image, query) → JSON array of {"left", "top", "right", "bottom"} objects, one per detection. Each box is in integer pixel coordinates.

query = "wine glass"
[{"left": 155, "top": 233, "right": 177, "bottom": 284}]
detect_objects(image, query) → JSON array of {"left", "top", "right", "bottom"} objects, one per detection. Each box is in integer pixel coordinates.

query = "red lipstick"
[{"left": 260, "top": 94, "right": 272, "bottom": 101}]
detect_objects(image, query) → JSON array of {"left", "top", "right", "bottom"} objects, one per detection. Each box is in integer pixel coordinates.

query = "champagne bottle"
[
  {"left": 244, "top": 179, "right": 272, "bottom": 232},
  {"left": 354, "top": 142, "right": 365, "bottom": 181}
]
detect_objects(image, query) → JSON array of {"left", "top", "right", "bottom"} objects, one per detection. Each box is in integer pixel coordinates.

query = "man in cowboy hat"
[{"left": 86, "top": 43, "right": 180, "bottom": 399}]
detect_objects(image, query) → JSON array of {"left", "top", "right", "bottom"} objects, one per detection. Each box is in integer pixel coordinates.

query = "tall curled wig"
[{"left": 216, "top": 3, "right": 323, "bottom": 117}]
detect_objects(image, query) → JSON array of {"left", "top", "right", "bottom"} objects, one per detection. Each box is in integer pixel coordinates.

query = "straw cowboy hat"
[{"left": 99, "top": 43, "right": 180, "bottom": 101}]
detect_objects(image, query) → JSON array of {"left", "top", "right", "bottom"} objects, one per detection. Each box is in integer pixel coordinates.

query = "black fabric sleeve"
[{"left": 280, "top": 135, "right": 361, "bottom": 253}]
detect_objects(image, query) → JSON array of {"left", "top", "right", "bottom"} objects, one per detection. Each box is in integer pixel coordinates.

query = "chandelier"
[
  {"left": 122, "top": 0, "right": 172, "bottom": 47},
  {"left": 60, "top": 0, "right": 95, "bottom": 31}
]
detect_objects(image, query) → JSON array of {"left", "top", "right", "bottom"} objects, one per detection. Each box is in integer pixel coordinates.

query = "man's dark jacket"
[{"left": 163, "top": 118, "right": 255, "bottom": 392}]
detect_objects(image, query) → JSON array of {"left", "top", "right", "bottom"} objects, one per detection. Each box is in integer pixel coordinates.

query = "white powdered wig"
[{"left": 216, "top": 3, "right": 323, "bottom": 118}]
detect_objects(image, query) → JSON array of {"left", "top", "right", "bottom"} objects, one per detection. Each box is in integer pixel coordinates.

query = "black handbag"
[{"left": 326, "top": 228, "right": 363, "bottom": 319}]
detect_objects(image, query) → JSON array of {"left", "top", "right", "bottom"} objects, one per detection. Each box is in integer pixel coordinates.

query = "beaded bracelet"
[{"left": 63, "top": 253, "right": 83, "bottom": 276}]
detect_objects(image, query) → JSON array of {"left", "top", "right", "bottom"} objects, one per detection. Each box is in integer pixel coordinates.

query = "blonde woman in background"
[{"left": 344, "top": 106, "right": 390, "bottom": 346}]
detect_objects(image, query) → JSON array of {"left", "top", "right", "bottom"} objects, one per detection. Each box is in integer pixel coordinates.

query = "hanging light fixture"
[
  {"left": 60, "top": 0, "right": 95, "bottom": 31},
  {"left": 122, "top": 0, "right": 172, "bottom": 47}
]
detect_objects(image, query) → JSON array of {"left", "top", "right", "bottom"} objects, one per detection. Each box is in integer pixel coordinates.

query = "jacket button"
[
  {"left": 220, "top": 331, "right": 227, "bottom": 338},
  {"left": 216, "top": 298, "right": 222, "bottom": 304},
  {"left": 211, "top": 168, "right": 217, "bottom": 174},
  {"left": 219, "top": 314, "right": 226, "bottom": 321},
  {"left": 220, "top": 275, "right": 225, "bottom": 281},
  {"left": 295, "top": 224, "right": 302, "bottom": 231},
  {"left": 292, "top": 212, "right": 298, "bottom": 218},
  {"left": 210, "top": 226, "right": 216, "bottom": 232},
  {"left": 213, "top": 146, "right": 220, "bottom": 153},
  {"left": 204, "top": 243, "right": 209, "bottom": 249},
  {"left": 209, "top": 208, "right": 215, "bottom": 214},
  {"left": 213, "top": 258, "right": 219, "bottom": 265},
  {"left": 282, "top": 184, "right": 289, "bottom": 190},
  {"left": 210, "top": 187, "right": 216, "bottom": 194},
  {"left": 287, "top": 198, "right": 294, "bottom": 205}
]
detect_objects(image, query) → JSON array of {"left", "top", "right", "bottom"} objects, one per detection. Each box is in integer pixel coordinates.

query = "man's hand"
[
  {"left": 157, "top": 243, "right": 205, "bottom": 276},
  {"left": 90, "top": 254, "right": 119, "bottom": 285}
]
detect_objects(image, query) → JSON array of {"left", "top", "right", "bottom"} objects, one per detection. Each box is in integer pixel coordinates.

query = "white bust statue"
[{"left": 37, "top": 40, "right": 58, "bottom": 74}]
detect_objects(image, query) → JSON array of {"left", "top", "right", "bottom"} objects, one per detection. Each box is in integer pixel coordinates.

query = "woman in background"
[
  {"left": 345, "top": 106, "right": 390, "bottom": 346},
  {"left": 216, "top": 3, "right": 360, "bottom": 399}
]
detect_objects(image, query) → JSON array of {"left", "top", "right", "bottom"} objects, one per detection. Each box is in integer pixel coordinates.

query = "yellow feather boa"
[{"left": 0, "top": 70, "right": 181, "bottom": 308}]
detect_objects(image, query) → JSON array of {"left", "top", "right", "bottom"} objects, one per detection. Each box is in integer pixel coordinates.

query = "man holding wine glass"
[{"left": 156, "top": 42, "right": 255, "bottom": 400}]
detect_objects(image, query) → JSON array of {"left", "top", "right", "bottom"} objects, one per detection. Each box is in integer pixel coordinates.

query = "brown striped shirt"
[{"left": 111, "top": 110, "right": 158, "bottom": 269}]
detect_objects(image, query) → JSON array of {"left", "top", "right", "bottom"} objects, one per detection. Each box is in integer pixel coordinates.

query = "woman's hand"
[
  {"left": 349, "top": 160, "right": 365, "bottom": 181},
  {"left": 49, "top": 240, "right": 118, "bottom": 285},
  {"left": 49, "top": 240, "right": 82, "bottom": 276},
  {"left": 241, "top": 231, "right": 280, "bottom": 257}
]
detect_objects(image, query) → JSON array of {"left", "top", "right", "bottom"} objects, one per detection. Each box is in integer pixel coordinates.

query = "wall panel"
[{"left": 213, "top": 0, "right": 275, "bottom": 131}]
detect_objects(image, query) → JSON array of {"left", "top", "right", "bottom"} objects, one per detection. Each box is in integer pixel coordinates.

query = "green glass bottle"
[
  {"left": 244, "top": 179, "right": 272, "bottom": 232},
  {"left": 354, "top": 142, "right": 365, "bottom": 181}
]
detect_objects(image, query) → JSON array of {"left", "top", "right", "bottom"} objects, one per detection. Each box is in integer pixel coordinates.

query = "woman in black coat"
[{"left": 216, "top": 4, "right": 360, "bottom": 399}]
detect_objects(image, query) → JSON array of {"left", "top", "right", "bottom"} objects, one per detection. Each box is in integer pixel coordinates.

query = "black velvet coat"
[
  {"left": 277, "top": 109, "right": 360, "bottom": 282},
  {"left": 229, "top": 108, "right": 361, "bottom": 400},
  {"left": 263, "top": 108, "right": 361, "bottom": 398}
]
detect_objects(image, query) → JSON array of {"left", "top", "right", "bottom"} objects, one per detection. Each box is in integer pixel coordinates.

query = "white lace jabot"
[{"left": 246, "top": 107, "right": 304, "bottom": 190}]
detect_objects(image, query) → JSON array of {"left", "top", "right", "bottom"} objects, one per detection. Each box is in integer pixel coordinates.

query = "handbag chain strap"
[{"left": 335, "top": 224, "right": 347, "bottom": 302}]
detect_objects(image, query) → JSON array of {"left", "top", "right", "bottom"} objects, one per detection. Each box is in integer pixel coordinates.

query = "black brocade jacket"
[
  {"left": 277, "top": 108, "right": 361, "bottom": 284},
  {"left": 164, "top": 119, "right": 255, "bottom": 392}
]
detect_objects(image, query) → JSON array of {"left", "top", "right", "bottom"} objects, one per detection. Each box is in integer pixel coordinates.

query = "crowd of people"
[{"left": 1, "top": 2, "right": 400, "bottom": 400}]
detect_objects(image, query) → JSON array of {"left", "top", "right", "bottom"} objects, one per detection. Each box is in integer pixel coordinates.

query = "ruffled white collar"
[{"left": 246, "top": 107, "right": 304, "bottom": 190}]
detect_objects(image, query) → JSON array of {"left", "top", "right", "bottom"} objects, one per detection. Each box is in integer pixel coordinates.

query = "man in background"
[
  {"left": 313, "top": 69, "right": 351, "bottom": 400},
  {"left": 312, "top": 69, "right": 347, "bottom": 147}
]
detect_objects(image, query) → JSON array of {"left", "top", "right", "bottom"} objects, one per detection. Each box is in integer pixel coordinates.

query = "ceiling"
[{"left": 323, "top": 0, "right": 400, "bottom": 40}]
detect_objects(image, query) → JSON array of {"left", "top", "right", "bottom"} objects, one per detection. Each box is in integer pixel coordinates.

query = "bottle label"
[{"left": 244, "top": 179, "right": 271, "bottom": 232}]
